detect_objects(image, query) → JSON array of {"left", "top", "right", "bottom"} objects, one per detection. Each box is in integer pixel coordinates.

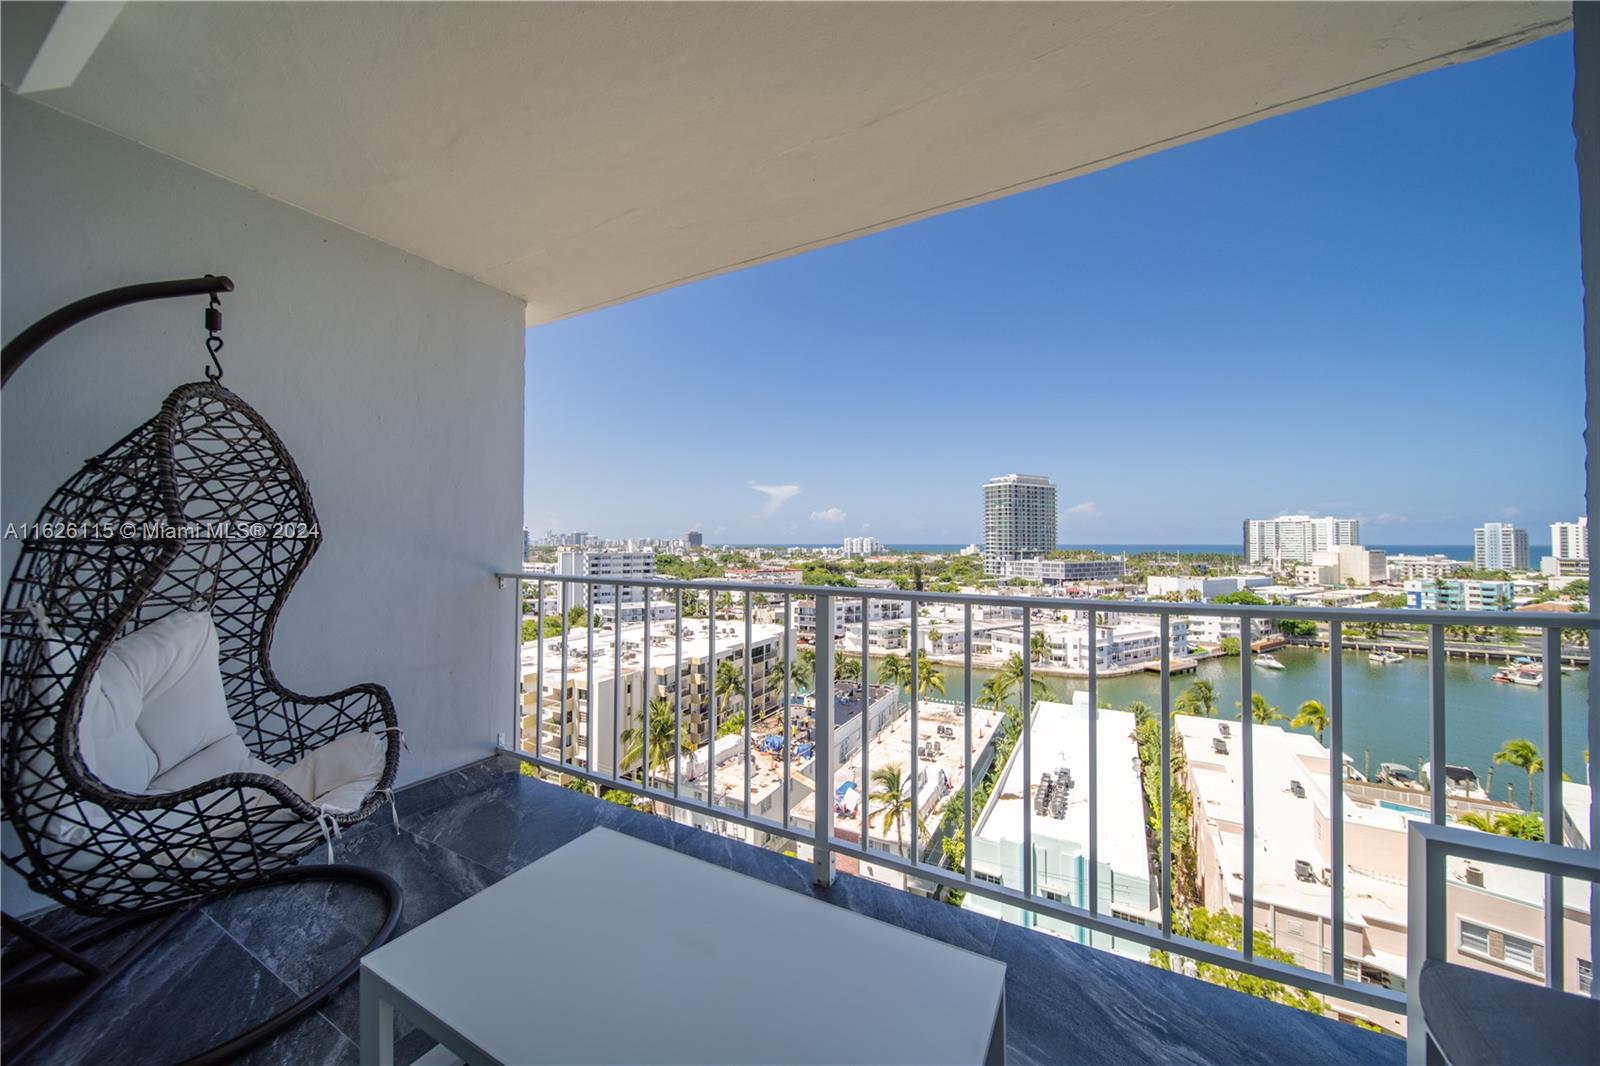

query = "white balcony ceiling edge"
[{"left": 0, "top": 1, "right": 1570, "bottom": 325}]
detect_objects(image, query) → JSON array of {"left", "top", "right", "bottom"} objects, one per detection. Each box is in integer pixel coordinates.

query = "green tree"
[
  {"left": 878, "top": 653, "right": 909, "bottom": 690},
  {"left": 1175, "top": 680, "right": 1217, "bottom": 717},
  {"left": 1151, "top": 909, "right": 1324, "bottom": 1015},
  {"left": 1457, "top": 810, "right": 1545, "bottom": 842},
  {"left": 1236, "top": 692, "right": 1282, "bottom": 724},
  {"left": 836, "top": 656, "right": 862, "bottom": 682},
  {"left": 869, "top": 765, "right": 914, "bottom": 855},
  {"left": 1214, "top": 589, "right": 1268, "bottom": 606},
  {"left": 979, "top": 673, "right": 1016, "bottom": 714},
  {"left": 566, "top": 604, "right": 587, "bottom": 628},
  {"left": 1029, "top": 632, "right": 1049, "bottom": 663},
  {"left": 1290, "top": 699, "right": 1329, "bottom": 744},
  {"left": 1493, "top": 738, "right": 1544, "bottom": 811},
  {"left": 1128, "top": 700, "right": 1154, "bottom": 729},
  {"left": 1278, "top": 618, "right": 1318, "bottom": 639},
  {"left": 785, "top": 648, "right": 815, "bottom": 693},
  {"left": 1219, "top": 637, "right": 1240, "bottom": 657},
  {"left": 716, "top": 710, "right": 745, "bottom": 738},
  {"left": 621, "top": 697, "right": 690, "bottom": 783},
  {"left": 913, "top": 651, "right": 946, "bottom": 700},
  {"left": 714, "top": 658, "right": 745, "bottom": 718}
]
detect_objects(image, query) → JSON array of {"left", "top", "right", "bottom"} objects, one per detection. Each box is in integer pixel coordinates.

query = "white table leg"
[{"left": 360, "top": 970, "right": 396, "bottom": 1066}]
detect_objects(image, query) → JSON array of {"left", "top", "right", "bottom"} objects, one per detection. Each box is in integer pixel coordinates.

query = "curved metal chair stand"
[{"left": 0, "top": 278, "right": 405, "bottom": 1063}]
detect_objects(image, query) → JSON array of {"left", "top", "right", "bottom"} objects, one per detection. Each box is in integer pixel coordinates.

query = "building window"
[
  {"left": 1459, "top": 919, "right": 1543, "bottom": 976},
  {"left": 973, "top": 869, "right": 1002, "bottom": 885},
  {"left": 1580, "top": 959, "right": 1593, "bottom": 995}
]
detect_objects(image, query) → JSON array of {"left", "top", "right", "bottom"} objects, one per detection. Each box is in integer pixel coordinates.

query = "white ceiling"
[{"left": 4, "top": 2, "right": 1571, "bottom": 324}]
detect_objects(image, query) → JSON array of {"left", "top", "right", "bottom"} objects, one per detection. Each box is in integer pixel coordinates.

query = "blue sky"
[{"left": 526, "top": 34, "right": 1582, "bottom": 547}]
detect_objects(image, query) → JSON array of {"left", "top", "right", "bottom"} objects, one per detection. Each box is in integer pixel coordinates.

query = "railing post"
[{"left": 813, "top": 591, "right": 836, "bottom": 888}]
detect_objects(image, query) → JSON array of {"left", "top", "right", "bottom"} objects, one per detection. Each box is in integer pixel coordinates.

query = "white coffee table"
[{"left": 360, "top": 826, "right": 1006, "bottom": 1065}]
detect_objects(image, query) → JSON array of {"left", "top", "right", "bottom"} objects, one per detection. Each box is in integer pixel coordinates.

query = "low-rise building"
[
  {"left": 1174, "top": 716, "right": 1591, "bottom": 1034},
  {"left": 794, "top": 596, "right": 909, "bottom": 638},
  {"left": 1146, "top": 575, "right": 1271, "bottom": 601},
  {"left": 1387, "top": 554, "right": 1468, "bottom": 582},
  {"left": 965, "top": 695, "right": 1154, "bottom": 959},
  {"left": 1181, "top": 614, "right": 1276, "bottom": 647},
  {"left": 725, "top": 567, "right": 804, "bottom": 585},
  {"left": 1311, "top": 546, "right": 1387, "bottom": 586},
  {"left": 1403, "top": 579, "right": 1515, "bottom": 612},
  {"left": 989, "top": 620, "right": 1189, "bottom": 671},
  {"left": 1003, "top": 556, "right": 1127, "bottom": 584},
  {"left": 522, "top": 618, "right": 791, "bottom": 774}
]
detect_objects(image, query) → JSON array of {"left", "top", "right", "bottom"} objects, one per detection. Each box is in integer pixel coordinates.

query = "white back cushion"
[{"left": 79, "top": 610, "right": 236, "bottom": 793}]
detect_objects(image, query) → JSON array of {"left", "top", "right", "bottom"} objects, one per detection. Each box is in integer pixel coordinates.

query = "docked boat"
[
  {"left": 1368, "top": 650, "right": 1404, "bottom": 665},
  {"left": 1510, "top": 666, "right": 1543, "bottom": 687},
  {"left": 1491, "top": 669, "right": 1515, "bottom": 684},
  {"left": 1422, "top": 762, "right": 1490, "bottom": 800},
  {"left": 1377, "top": 762, "right": 1422, "bottom": 790},
  {"left": 1254, "top": 655, "right": 1286, "bottom": 670}
]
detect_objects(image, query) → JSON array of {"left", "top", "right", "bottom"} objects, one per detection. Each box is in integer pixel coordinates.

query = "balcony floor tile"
[{"left": 3, "top": 756, "right": 1405, "bottom": 1066}]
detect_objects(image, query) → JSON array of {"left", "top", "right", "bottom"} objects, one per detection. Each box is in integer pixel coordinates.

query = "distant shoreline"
[{"left": 717, "top": 542, "right": 1556, "bottom": 565}]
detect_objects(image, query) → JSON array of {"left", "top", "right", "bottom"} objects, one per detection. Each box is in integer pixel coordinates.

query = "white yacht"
[{"left": 1254, "top": 654, "right": 1286, "bottom": 670}]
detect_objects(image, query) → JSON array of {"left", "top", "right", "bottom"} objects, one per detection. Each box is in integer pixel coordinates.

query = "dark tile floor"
[{"left": 3, "top": 756, "right": 1404, "bottom": 1065}]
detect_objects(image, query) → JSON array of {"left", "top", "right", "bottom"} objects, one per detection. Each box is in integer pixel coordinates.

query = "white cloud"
[
  {"left": 749, "top": 483, "right": 801, "bottom": 517},
  {"left": 1064, "top": 501, "right": 1101, "bottom": 519},
  {"left": 810, "top": 507, "right": 847, "bottom": 523},
  {"left": 1499, "top": 506, "right": 1521, "bottom": 518}
]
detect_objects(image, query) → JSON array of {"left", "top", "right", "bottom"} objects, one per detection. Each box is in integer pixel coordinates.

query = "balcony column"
[{"left": 1576, "top": 0, "right": 1600, "bottom": 995}]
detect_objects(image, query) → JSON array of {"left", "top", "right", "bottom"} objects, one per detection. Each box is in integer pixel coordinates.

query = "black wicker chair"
[{"left": 1, "top": 279, "right": 403, "bottom": 1064}]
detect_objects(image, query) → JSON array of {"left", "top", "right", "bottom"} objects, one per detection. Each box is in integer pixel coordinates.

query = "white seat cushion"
[
  {"left": 79, "top": 609, "right": 236, "bottom": 791},
  {"left": 273, "top": 731, "right": 387, "bottom": 814}
]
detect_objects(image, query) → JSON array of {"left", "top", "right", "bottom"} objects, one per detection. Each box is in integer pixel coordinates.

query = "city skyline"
[{"left": 525, "top": 34, "right": 1582, "bottom": 544}]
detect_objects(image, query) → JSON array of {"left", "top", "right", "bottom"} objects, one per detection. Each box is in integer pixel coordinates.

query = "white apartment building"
[
  {"left": 724, "top": 567, "right": 804, "bottom": 585},
  {"left": 1182, "top": 614, "right": 1277, "bottom": 648},
  {"left": 1146, "top": 575, "right": 1272, "bottom": 601},
  {"left": 983, "top": 473, "right": 1058, "bottom": 575},
  {"left": 1307, "top": 546, "right": 1387, "bottom": 586},
  {"left": 557, "top": 549, "right": 656, "bottom": 609},
  {"left": 841, "top": 536, "right": 885, "bottom": 556},
  {"left": 1242, "top": 515, "right": 1359, "bottom": 565},
  {"left": 990, "top": 620, "right": 1189, "bottom": 671},
  {"left": 522, "top": 618, "right": 791, "bottom": 774},
  {"left": 1404, "top": 578, "right": 1515, "bottom": 612},
  {"left": 591, "top": 600, "right": 678, "bottom": 627},
  {"left": 1002, "top": 556, "right": 1126, "bottom": 584},
  {"left": 1550, "top": 518, "right": 1588, "bottom": 561},
  {"left": 966, "top": 696, "right": 1154, "bottom": 959},
  {"left": 1175, "top": 716, "right": 1592, "bottom": 1034},
  {"left": 1473, "top": 523, "right": 1529, "bottom": 572},
  {"left": 793, "top": 596, "right": 909, "bottom": 638},
  {"left": 1387, "top": 553, "right": 1468, "bottom": 582}
]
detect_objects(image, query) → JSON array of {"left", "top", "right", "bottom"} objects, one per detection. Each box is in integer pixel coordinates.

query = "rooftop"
[{"left": 0, "top": 758, "right": 1403, "bottom": 1065}]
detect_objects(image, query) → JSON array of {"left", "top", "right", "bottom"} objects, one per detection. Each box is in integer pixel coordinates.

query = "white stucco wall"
[{"left": 2, "top": 93, "right": 525, "bottom": 908}]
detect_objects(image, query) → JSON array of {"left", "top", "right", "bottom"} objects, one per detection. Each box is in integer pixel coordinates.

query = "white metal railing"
[{"left": 496, "top": 570, "right": 1599, "bottom": 1016}]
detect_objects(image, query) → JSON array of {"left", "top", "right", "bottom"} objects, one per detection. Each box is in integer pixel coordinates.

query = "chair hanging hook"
[{"left": 203, "top": 288, "right": 224, "bottom": 382}]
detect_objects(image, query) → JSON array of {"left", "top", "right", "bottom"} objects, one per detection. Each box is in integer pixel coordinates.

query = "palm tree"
[
  {"left": 1456, "top": 810, "right": 1544, "bottom": 842},
  {"left": 979, "top": 674, "right": 1016, "bottom": 714},
  {"left": 835, "top": 656, "right": 862, "bottom": 682},
  {"left": 714, "top": 658, "right": 745, "bottom": 719},
  {"left": 1236, "top": 692, "right": 1282, "bottom": 724},
  {"left": 1175, "top": 679, "right": 1217, "bottom": 716},
  {"left": 1493, "top": 738, "right": 1544, "bottom": 811},
  {"left": 1128, "top": 701, "right": 1154, "bottom": 729},
  {"left": 1456, "top": 811, "right": 1496, "bottom": 833},
  {"left": 1291, "top": 699, "right": 1329, "bottom": 744},
  {"left": 877, "top": 653, "right": 909, "bottom": 690},
  {"left": 785, "top": 649, "right": 815, "bottom": 693},
  {"left": 998, "top": 653, "right": 1048, "bottom": 705},
  {"left": 869, "top": 765, "right": 914, "bottom": 855},
  {"left": 913, "top": 651, "right": 946, "bottom": 699},
  {"left": 1029, "top": 632, "right": 1049, "bottom": 664},
  {"left": 621, "top": 697, "right": 689, "bottom": 784}
]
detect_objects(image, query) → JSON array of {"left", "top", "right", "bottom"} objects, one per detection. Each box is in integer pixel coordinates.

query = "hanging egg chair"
[{"left": 1, "top": 277, "right": 403, "bottom": 1064}]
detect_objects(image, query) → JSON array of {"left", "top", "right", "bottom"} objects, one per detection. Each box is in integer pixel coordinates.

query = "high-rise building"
[
  {"left": 1550, "top": 518, "right": 1587, "bottom": 561},
  {"left": 686, "top": 530, "right": 704, "bottom": 548},
  {"left": 983, "top": 474, "right": 1057, "bottom": 575},
  {"left": 522, "top": 527, "right": 532, "bottom": 560},
  {"left": 1241, "top": 515, "right": 1358, "bottom": 564},
  {"left": 842, "top": 536, "right": 884, "bottom": 556},
  {"left": 557, "top": 550, "right": 655, "bottom": 610},
  {"left": 1474, "top": 523, "right": 1529, "bottom": 571}
]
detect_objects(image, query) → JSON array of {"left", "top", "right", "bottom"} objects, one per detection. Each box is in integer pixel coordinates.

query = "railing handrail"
[{"left": 495, "top": 569, "right": 1596, "bottom": 628}]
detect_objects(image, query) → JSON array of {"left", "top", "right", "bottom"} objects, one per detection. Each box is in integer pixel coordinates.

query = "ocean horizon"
[{"left": 721, "top": 542, "right": 1556, "bottom": 567}]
